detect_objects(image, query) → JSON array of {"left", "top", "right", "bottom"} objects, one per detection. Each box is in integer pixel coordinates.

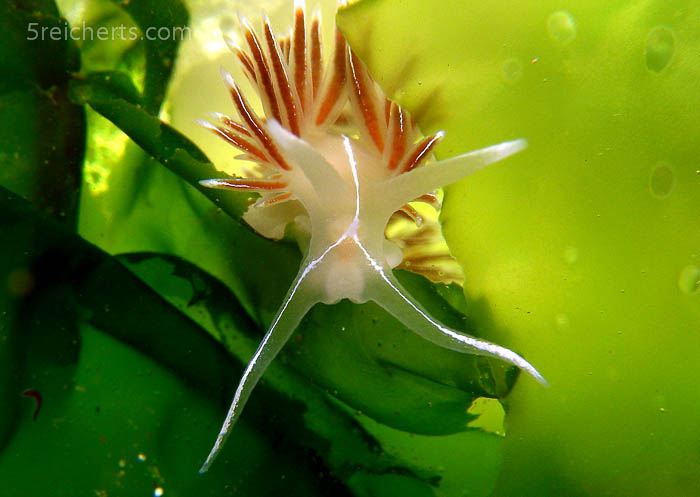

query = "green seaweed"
[{"left": 0, "top": 0, "right": 515, "bottom": 495}]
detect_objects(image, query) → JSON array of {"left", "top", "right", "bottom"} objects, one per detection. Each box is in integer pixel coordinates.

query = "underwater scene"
[{"left": 1, "top": 0, "right": 698, "bottom": 496}]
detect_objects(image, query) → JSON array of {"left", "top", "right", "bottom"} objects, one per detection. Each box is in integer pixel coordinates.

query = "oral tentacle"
[
  {"left": 364, "top": 265, "right": 548, "bottom": 387},
  {"left": 382, "top": 138, "right": 529, "bottom": 216},
  {"left": 198, "top": 269, "right": 320, "bottom": 474}
]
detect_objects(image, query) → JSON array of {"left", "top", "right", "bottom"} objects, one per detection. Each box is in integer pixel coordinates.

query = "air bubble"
[
  {"left": 645, "top": 26, "right": 675, "bottom": 73},
  {"left": 678, "top": 265, "right": 700, "bottom": 295},
  {"left": 649, "top": 162, "right": 675, "bottom": 198},
  {"left": 547, "top": 11, "right": 576, "bottom": 45},
  {"left": 563, "top": 246, "right": 578, "bottom": 264},
  {"left": 555, "top": 313, "right": 569, "bottom": 328},
  {"left": 502, "top": 57, "right": 523, "bottom": 83}
]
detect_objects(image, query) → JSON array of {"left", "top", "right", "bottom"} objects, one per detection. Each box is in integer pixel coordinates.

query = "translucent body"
[{"left": 197, "top": 4, "right": 547, "bottom": 473}]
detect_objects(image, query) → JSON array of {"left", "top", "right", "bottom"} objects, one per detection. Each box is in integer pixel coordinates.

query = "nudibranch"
[{"left": 197, "top": 1, "right": 547, "bottom": 473}]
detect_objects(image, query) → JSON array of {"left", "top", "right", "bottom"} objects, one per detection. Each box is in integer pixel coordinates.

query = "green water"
[{"left": 1, "top": 0, "right": 698, "bottom": 496}]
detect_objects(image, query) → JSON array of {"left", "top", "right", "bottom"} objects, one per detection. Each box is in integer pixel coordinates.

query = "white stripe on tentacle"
[
  {"left": 352, "top": 236, "right": 549, "bottom": 387},
  {"left": 198, "top": 268, "right": 318, "bottom": 473}
]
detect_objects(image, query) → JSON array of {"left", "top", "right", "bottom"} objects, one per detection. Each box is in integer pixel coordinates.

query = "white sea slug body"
[{"left": 197, "top": 2, "right": 547, "bottom": 473}]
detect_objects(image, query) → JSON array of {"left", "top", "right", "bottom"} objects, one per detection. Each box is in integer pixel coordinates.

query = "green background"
[
  {"left": 339, "top": 1, "right": 700, "bottom": 496},
  {"left": 1, "top": 0, "right": 698, "bottom": 496}
]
